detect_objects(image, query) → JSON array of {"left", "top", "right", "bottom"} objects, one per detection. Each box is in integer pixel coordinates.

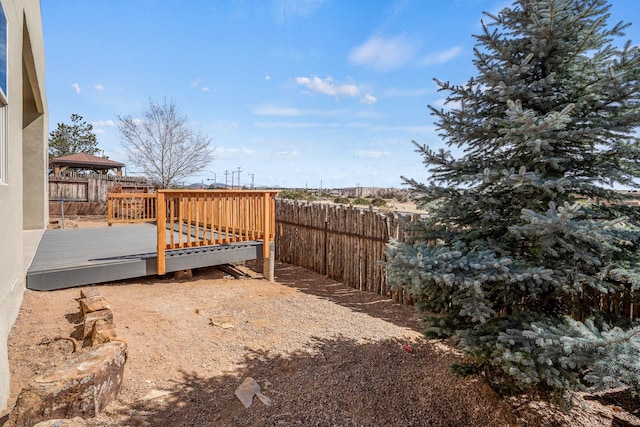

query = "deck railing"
[
  {"left": 107, "top": 193, "right": 157, "bottom": 225},
  {"left": 107, "top": 190, "right": 277, "bottom": 276}
]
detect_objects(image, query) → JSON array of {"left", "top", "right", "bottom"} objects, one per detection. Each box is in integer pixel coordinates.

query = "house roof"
[{"left": 50, "top": 153, "right": 125, "bottom": 168}]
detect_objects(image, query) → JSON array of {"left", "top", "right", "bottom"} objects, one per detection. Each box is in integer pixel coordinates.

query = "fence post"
[
  {"left": 157, "top": 191, "right": 166, "bottom": 275},
  {"left": 263, "top": 192, "right": 274, "bottom": 281},
  {"left": 107, "top": 195, "right": 113, "bottom": 226}
]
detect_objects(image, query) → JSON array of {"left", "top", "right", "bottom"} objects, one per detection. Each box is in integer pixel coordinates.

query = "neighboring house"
[{"left": 0, "top": 0, "right": 47, "bottom": 412}]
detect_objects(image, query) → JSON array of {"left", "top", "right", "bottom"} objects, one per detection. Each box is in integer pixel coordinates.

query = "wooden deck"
[{"left": 26, "top": 224, "right": 269, "bottom": 291}]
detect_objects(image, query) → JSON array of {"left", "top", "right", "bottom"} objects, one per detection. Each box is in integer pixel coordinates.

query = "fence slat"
[{"left": 275, "top": 200, "right": 419, "bottom": 305}]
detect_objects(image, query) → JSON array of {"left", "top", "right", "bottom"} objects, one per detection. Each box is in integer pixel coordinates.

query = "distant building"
[
  {"left": 0, "top": 0, "right": 48, "bottom": 411},
  {"left": 48, "top": 153, "right": 152, "bottom": 216},
  {"left": 50, "top": 152, "right": 125, "bottom": 176},
  {"left": 340, "top": 187, "right": 392, "bottom": 198}
]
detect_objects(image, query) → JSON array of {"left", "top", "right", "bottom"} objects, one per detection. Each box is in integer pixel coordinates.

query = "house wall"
[{"left": 0, "top": 0, "right": 47, "bottom": 412}]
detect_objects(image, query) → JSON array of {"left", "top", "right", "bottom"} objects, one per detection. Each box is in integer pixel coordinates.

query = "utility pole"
[
  {"left": 231, "top": 171, "right": 236, "bottom": 190},
  {"left": 249, "top": 173, "right": 255, "bottom": 189},
  {"left": 206, "top": 173, "right": 217, "bottom": 188},
  {"left": 237, "top": 167, "right": 242, "bottom": 189},
  {"left": 224, "top": 170, "right": 229, "bottom": 188}
]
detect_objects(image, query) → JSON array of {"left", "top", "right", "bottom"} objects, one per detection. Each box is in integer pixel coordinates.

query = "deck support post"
[
  {"left": 263, "top": 246, "right": 275, "bottom": 282},
  {"left": 262, "top": 192, "right": 275, "bottom": 282},
  {"left": 156, "top": 191, "right": 166, "bottom": 275}
]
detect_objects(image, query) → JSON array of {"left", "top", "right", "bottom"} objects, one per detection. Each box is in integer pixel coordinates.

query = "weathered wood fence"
[
  {"left": 49, "top": 173, "right": 151, "bottom": 203},
  {"left": 275, "top": 200, "right": 640, "bottom": 319},
  {"left": 275, "top": 200, "right": 422, "bottom": 304}
]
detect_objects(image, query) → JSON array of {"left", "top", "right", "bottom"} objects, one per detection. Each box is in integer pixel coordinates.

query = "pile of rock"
[
  {"left": 4, "top": 288, "right": 127, "bottom": 427},
  {"left": 78, "top": 288, "right": 120, "bottom": 346}
]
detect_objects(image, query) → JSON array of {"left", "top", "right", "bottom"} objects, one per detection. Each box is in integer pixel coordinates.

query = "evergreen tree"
[
  {"left": 385, "top": 0, "right": 640, "bottom": 398},
  {"left": 48, "top": 114, "right": 99, "bottom": 158}
]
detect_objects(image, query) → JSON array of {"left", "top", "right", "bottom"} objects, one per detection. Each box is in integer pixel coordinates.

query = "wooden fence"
[
  {"left": 50, "top": 173, "right": 151, "bottom": 203},
  {"left": 275, "top": 200, "right": 422, "bottom": 304},
  {"left": 275, "top": 200, "right": 640, "bottom": 319}
]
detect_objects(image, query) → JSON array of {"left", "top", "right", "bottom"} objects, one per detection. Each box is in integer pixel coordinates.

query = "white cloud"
[
  {"left": 360, "top": 93, "right": 377, "bottom": 105},
  {"left": 253, "top": 105, "right": 302, "bottom": 116},
  {"left": 92, "top": 120, "right": 116, "bottom": 127},
  {"left": 356, "top": 150, "right": 391, "bottom": 158},
  {"left": 276, "top": 150, "right": 300, "bottom": 158},
  {"left": 275, "top": 0, "right": 325, "bottom": 22},
  {"left": 384, "top": 87, "right": 432, "bottom": 97},
  {"left": 254, "top": 121, "right": 320, "bottom": 129},
  {"left": 216, "top": 146, "right": 257, "bottom": 158},
  {"left": 209, "top": 121, "right": 240, "bottom": 131},
  {"left": 294, "top": 76, "right": 360, "bottom": 97},
  {"left": 419, "top": 46, "right": 463, "bottom": 66},
  {"left": 72, "top": 82, "right": 81, "bottom": 93},
  {"left": 348, "top": 34, "right": 419, "bottom": 72},
  {"left": 371, "top": 124, "right": 436, "bottom": 133},
  {"left": 432, "top": 97, "right": 462, "bottom": 110},
  {"left": 265, "top": 75, "right": 271, "bottom": 81},
  {"left": 252, "top": 104, "right": 349, "bottom": 116},
  {"left": 192, "top": 78, "right": 212, "bottom": 92},
  {"left": 94, "top": 84, "right": 104, "bottom": 91}
]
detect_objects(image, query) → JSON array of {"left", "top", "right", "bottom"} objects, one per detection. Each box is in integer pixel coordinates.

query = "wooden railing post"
[
  {"left": 107, "top": 196, "right": 113, "bottom": 226},
  {"left": 157, "top": 191, "right": 166, "bottom": 275},
  {"left": 263, "top": 192, "right": 275, "bottom": 281}
]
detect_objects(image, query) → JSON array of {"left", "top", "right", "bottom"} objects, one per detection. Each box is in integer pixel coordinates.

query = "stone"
[
  {"left": 33, "top": 417, "right": 88, "bottom": 426},
  {"left": 173, "top": 269, "right": 193, "bottom": 280},
  {"left": 79, "top": 288, "right": 101, "bottom": 299},
  {"left": 83, "top": 309, "right": 113, "bottom": 338},
  {"left": 78, "top": 296, "right": 109, "bottom": 315},
  {"left": 90, "top": 320, "right": 118, "bottom": 346},
  {"left": 5, "top": 341, "right": 127, "bottom": 427}
]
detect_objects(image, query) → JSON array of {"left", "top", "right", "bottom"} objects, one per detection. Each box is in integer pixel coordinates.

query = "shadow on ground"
[
  {"left": 259, "top": 260, "right": 424, "bottom": 332},
  {"left": 115, "top": 336, "right": 518, "bottom": 427}
]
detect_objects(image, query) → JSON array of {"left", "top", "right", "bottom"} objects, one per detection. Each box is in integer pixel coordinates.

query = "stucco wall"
[{"left": 0, "top": 0, "right": 47, "bottom": 412}]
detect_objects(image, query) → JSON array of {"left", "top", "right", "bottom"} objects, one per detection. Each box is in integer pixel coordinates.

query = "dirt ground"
[{"left": 2, "top": 218, "right": 639, "bottom": 426}]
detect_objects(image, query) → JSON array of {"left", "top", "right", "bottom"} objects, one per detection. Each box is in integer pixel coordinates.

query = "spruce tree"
[
  {"left": 385, "top": 0, "right": 640, "bottom": 397},
  {"left": 48, "top": 114, "right": 99, "bottom": 158}
]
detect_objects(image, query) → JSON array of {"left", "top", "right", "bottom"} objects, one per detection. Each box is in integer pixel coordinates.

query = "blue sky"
[{"left": 41, "top": 0, "right": 640, "bottom": 189}]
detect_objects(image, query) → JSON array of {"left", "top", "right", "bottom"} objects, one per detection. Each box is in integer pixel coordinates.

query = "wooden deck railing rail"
[
  {"left": 107, "top": 193, "right": 157, "bottom": 225},
  {"left": 156, "top": 190, "right": 277, "bottom": 275},
  {"left": 108, "top": 190, "right": 277, "bottom": 277}
]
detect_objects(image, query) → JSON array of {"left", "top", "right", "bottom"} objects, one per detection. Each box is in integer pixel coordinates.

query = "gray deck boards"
[{"left": 27, "top": 224, "right": 266, "bottom": 291}]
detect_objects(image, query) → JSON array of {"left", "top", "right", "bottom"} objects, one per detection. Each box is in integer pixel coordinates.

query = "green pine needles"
[{"left": 385, "top": 0, "right": 640, "bottom": 398}]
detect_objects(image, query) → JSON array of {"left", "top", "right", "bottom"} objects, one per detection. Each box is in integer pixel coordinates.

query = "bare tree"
[{"left": 117, "top": 98, "right": 214, "bottom": 188}]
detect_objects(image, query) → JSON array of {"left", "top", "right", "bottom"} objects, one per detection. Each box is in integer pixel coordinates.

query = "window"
[{"left": 0, "top": 1, "right": 6, "bottom": 184}]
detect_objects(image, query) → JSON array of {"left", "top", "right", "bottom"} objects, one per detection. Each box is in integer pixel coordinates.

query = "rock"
[
  {"left": 90, "top": 320, "right": 118, "bottom": 346},
  {"left": 79, "top": 288, "right": 101, "bottom": 299},
  {"left": 5, "top": 341, "right": 127, "bottom": 427},
  {"left": 173, "top": 269, "right": 193, "bottom": 280},
  {"left": 33, "top": 417, "right": 88, "bottom": 426},
  {"left": 78, "top": 296, "right": 109, "bottom": 315},
  {"left": 83, "top": 309, "right": 113, "bottom": 338}
]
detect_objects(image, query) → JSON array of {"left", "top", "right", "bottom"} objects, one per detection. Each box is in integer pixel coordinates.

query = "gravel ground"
[{"left": 2, "top": 216, "right": 639, "bottom": 426}]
